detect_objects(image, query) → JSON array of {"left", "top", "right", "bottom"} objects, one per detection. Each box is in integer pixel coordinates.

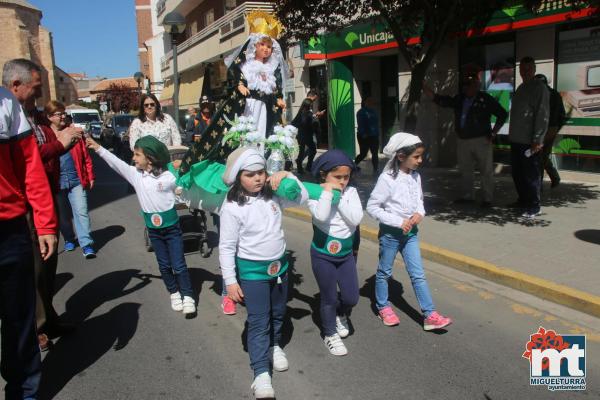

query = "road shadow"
[
  {"left": 90, "top": 225, "right": 125, "bottom": 252},
  {"left": 574, "top": 229, "right": 600, "bottom": 246},
  {"left": 39, "top": 268, "right": 152, "bottom": 399},
  {"left": 53, "top": 272, "right": 73, "bottom": 297},
  {"left": 39, "top": 302, "right": 141, "bottom": 400},
  {"left": 187, "top": 267, "right": 221, "bottom": 299}
]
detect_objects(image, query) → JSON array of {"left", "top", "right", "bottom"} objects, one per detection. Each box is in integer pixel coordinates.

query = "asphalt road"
[{"left": 6, "top": 156, "right": 600, "bottom": 400}]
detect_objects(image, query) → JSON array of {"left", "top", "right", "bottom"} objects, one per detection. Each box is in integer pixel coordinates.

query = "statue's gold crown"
[{"left": 247, "top": 11, "right": 283, "bottom": 39}]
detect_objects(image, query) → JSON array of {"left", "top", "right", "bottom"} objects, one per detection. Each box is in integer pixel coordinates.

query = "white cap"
[
  {"left": 383, "top": 132, "right": 422, "bottom": 157},
  {"left": 222, "top": 147, "right": 266, "bottom": 186}
]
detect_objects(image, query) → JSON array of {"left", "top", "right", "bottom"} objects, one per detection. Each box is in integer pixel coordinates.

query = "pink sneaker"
[
  {"left": 378, "top": 306, "right": 400, "bottom": 326},
  {"left": 221, "top": 296, "right": 236, "bottom": 315},
  {"left": 423, "top": 311, "right": 452, "bottom": 331}
]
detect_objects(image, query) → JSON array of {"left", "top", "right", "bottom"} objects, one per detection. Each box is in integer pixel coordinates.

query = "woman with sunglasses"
[{"left": 128, "top": 93, "right": 181, "bottom": 151}]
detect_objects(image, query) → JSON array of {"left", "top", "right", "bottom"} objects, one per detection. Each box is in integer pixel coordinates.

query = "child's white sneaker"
[
  {"left": 336, "top": 315, "right": 350, "bottom": 338},
  {"left": 170, "top": 292, "right": 183, "bottom": 312},
  {"left": 182, "top": 296, "right": 196, "bottom": 314},
  {"left": 251, "top": 372, "right": 274, "bottom": 399},
  {"left": 270, "top": 345, "right": 289, "bottom": 372},
  {"left": 324, "top": 333, "right": 348, "bottom": 356}
]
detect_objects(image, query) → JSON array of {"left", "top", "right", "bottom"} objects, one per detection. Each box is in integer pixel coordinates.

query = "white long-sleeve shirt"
[
  {"left": 96, "top": 146, "right": 176, "bottom": 213},
  {"left": 366, "top": 170, "right": 425, "bottom": 228},
  {"left": 308, "top": 186, "right": 363, "bottom": 238},
  {"left": 128, "top": 114, "right": 181, "bottom": 151},
  {"left": 219, "top": 176, "right": 308, "bottom": 285}
]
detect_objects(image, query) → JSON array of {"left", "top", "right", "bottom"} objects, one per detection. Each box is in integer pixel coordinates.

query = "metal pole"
[{"left": 172, "top": 38, "right": 180, "bottom": 129}]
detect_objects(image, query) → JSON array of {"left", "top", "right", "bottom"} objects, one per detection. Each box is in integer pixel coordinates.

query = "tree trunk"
[{"left": 403, "top": 62, "right": 428, "bottom": 133}]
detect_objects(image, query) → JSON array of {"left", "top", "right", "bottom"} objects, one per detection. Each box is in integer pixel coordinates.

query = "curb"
[{"left": 284, "top": 208, "right": 600, "bottom": 319}]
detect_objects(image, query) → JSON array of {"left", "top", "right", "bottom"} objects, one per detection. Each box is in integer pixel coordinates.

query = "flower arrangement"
[
  {"left": 265, "top": 124, "right": 299, "bottom": 157},
  {"left": 222, "top": 115, "right": 263, "bottom": 149}
]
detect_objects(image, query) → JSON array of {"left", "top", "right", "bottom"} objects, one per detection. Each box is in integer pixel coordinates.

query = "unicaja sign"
[{"left": 523, "top": 327, "right": 586, "bottom": 391}]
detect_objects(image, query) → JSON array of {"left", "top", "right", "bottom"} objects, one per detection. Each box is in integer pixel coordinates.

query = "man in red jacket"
[
  {"left": 1, "top": 63, "right": 57, "bottom": 398},
  {"left": 4, "top": 59, "right": 81, "bottom": 348}
]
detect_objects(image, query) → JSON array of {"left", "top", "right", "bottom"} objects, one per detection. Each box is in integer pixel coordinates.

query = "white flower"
[
  {"left": 238, "top": 116, "right": 247, "bottom": 124},
  {"left": 273, "top": 125, "right": 284, "bottom": 135},
  {"left": 283, "top": 136, "right": 294, "bottom": 147},
  {"left": 284, "top": 124, "right": 298, "bottom": 136},
  {"left": 267, "top": 135, "right": 278, "bottom": 143}
]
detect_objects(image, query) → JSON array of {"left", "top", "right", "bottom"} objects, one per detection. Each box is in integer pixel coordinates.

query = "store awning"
[
  {"left": 160, "top": 66, "right": 204, "bottom": 109},
  {"left": 179, "top": 67, "right": 204, "bottom": 109},
  {"left": 160, "top": 82, "right": 174, "bottom": 107}
]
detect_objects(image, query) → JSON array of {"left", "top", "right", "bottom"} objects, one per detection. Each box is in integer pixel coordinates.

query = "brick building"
[{"left": 0, "top": 0, "right": 76, "bottom": 106}]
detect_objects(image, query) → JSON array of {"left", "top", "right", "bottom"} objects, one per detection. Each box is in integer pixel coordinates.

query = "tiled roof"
[{"left": 90, "top": 77, "right": 138, "bottom": 92}]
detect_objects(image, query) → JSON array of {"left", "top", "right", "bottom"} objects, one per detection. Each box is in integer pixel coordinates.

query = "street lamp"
[
  {"left": 161, "top": 11, "right": 186, "bottom": 130},
  {"left": 133, "top": 71, "right": 144, "bottom": 97}
]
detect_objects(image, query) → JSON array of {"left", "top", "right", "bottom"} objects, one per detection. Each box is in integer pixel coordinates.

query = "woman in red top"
[{"left": 44, "top": 101, "right": 96, "bottom": 258}]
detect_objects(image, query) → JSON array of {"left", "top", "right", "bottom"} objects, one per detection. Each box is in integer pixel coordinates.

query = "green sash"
[
  {"left": 235, "top": 254, "right": 288, "bottom": 281},
  {"left": 311, "top": 226, "right": 354, "bottom": 257},
  {"left": 141, "top": 208, "right": 179, "bottom": 229},
  {"left": 379, "top": 223, "right": 418, "bottom": 237}
]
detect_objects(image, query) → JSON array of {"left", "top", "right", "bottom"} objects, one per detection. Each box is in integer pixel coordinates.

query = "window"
[
  {"left": 225, "top": 0, "right": 236, "bottom": 13},
  {"left": 203, "top": 9, "right": 214, "bottom": 27},
  {"left": 189, "top": 20, "right": 198, "bottom": 36}
]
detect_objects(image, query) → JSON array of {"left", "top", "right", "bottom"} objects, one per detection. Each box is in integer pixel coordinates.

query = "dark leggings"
[{"left": 310, "top": 248, "right": 359, "bottom": 336}]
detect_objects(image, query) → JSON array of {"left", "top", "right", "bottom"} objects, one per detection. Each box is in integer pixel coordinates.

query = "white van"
[{"left": 66, "top": 108, "right": 101, "bottom": 129}]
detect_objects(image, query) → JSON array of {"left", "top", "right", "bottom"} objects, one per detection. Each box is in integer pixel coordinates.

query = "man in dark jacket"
[
  {"left": 292, "top": 98, "right": 319, "bottom": 174},
  {"left": 424, "top": 75, "right": 507, "bottom": 207}
]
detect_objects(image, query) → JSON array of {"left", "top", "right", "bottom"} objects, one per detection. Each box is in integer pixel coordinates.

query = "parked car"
[
  {"left": 102, "top": 114, "right": 136, "bottom": 160},
  {"left": 67, "top": 108, "right": 102, "bottom": 130},
  {"left": 85, "top": 121, "right": 103, "bottom": 140}
]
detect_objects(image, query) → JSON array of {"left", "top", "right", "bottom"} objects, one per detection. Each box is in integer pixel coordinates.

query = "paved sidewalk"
[{"left": 291, "top": 159, "right": 600, "bottom": 315}]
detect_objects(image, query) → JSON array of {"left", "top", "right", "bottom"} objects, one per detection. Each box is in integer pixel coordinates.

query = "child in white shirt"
[
  {"left": 307, "top": 150, "right": 363, "bottom": 356},
  {"left": 218, "top": 147, "right": 307, "bottom": 399},
  {"left": 367, "top": 132, "right": 452, "bottom": 331},
  {"left": 86, "top": 135, "right": 195, "bottom": 314}
]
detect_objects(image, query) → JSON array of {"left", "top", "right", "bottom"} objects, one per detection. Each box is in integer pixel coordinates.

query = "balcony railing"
[{"left": 160, "top": 1, "right": 274, "bottom": 71}]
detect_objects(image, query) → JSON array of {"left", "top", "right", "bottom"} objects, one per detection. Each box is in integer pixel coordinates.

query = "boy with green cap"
[{"left": 86, "top": 135, "right": 196, "bottom": 314}]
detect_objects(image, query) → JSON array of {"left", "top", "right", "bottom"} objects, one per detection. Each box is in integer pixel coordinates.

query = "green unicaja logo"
[
  {"left": 344, "top": 32, "right": 359, "bottom": 48},
  {"left": 329, "top": 79, "right": 352, "bottom": 126}
]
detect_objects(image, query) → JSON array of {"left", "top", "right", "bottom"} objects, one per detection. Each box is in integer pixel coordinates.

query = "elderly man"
[
  {"left": 1, "top": 63, "right": 57, "bottom": 398},
  {"left": 508, "top": 57, "right": 550, "bottom": 218},
  {"left": 424, "top": 75, "right": 507, "bottom": 207},
  {"left": 4, "top": 59, "right": 80, "bottom": 349}
]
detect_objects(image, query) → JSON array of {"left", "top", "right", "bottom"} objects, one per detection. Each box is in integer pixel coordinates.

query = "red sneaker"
[
  {"left": 423, "top": 311, "right": 452, "bottom": 331},
  {"left": 221, "top": 296, "right": 236, "bottom": 315},
  {"left": 378, "top": 306, "right": 400, "bottom": 326}
]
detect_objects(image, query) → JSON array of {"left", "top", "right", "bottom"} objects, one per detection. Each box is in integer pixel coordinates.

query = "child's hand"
[
  {"left": 238, "top": 84, "right": 250, "bottom": 97},
  {"left": 401, "top": 219, "right": 413, "bottom": 235},
  {"left": 276, "top": 98, "right": 286, "bottom": 110},
  {"left": 86, "top": 137, "right": 100, "bottom": 151},
  {"left": 226, "top": 283, "right": 244, "bottom": 303},
  {"left": 320, "top": 182, "right": 342, "bottom": 192},
  {"left": 267, "top": 171, "right": 289, "bottom": 191},
  {"left": 409, "top": 213, "right": 423, "bottom": 225}
]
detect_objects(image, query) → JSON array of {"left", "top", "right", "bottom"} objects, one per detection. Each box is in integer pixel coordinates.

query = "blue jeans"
[
  {"left": 148, "top": 224, "right": 194, "bottom": 298},
  {"left": 240, "top": 273, "right": 288, "bottom": 377},
  {"left": 57, "top": 185, "right": 93, "bottom": 247},
  {"left": 0, "top": 217, "right": 41, "bottom": 399},
  {"left": 375, "top": 233, "right": 435, "bottom": 317}
]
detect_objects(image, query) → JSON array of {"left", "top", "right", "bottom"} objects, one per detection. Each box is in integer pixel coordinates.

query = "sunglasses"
[
  {"left": 51, "top": 112, "right": 67, "bottom": 117},
  {"left": 144, "top": 103, "right": 156, "bottom": 108}
]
